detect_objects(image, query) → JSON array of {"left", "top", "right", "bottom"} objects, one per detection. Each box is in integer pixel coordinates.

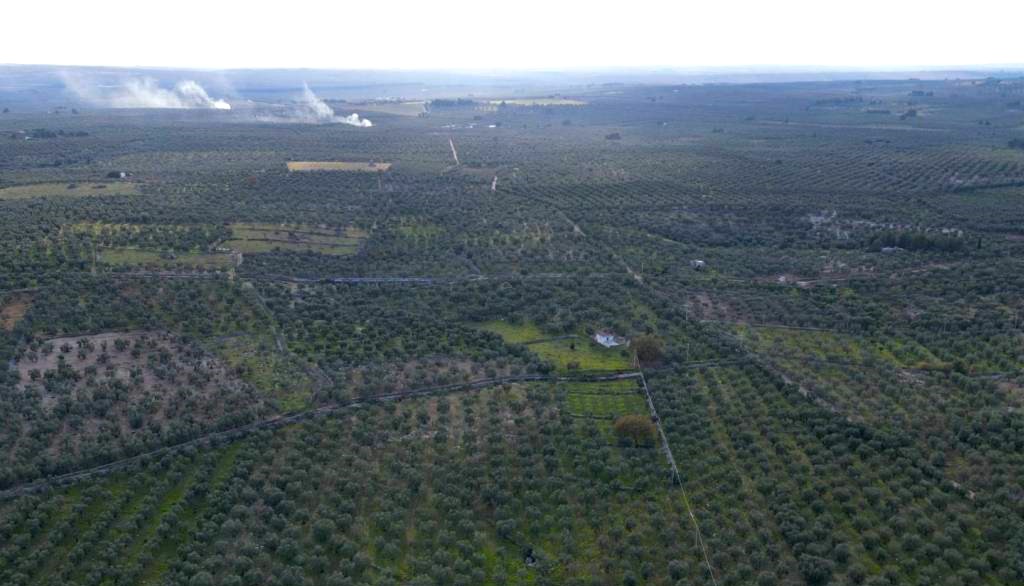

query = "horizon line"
[{"left": 3, "top": 62, "right": 1024, "bottom": 75}]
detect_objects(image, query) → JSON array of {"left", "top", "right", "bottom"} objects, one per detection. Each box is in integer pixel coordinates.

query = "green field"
[
  {"left": 563, "top": 380, "right": 647, "bottom": 418},
  {"left": 479, "top": 321, "right": 632, "bottom": 371},
  {"left": 210, "top": 334, "right": 314, "bottom": 411},
  {"left": 478, "top": 320, "right": 547, "bottom": 343},
  {"left": 0, "top": 181, "right": 139, "bottom": 200},
  {"left": 734, "top": 324, "right": 950, "bottom": 370},
  {"left": 529, "top": 338, "right": 631, "bottom": 371}
]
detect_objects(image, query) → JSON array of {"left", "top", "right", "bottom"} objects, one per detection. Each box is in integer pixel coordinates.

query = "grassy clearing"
[
  {"left": 478, "top": 320, "right": 546, "bottom": 343},
  {"left": 211, "top": 334, "right": 313, "bottom": 410},
  {"left": 734, "top": 325, "right": 949, "bottom": 370},
  {"left": 478, "top": 320, "right": 632, "bottom": 372},
  {"left": 563, "top": 380, "right": 647, "bottom": 418},
  {"left": 395, "top": 217, "right": 443, "bottom": 239},
  {"left": 97, "top": 248, "right": 235, "bottom": 269},
  {"left": 530, "top": 338, "right": 631, "bottom": 371},
  {"left": 225, "top": 223, "right": 364, "bottom": 256},
  {"left": 286, "top": 161, "right": 391, "bottom": 172},
  {"left": 0, "top": 182, "right": 138, "bottom": 199}
]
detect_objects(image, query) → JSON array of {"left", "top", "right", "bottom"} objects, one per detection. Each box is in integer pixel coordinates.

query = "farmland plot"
[
  {"left": 224, "top": 223, "right": 366, "bottom": 255},
  {"left": 286, "top": 161, "right": 391, "bottom": 172}
]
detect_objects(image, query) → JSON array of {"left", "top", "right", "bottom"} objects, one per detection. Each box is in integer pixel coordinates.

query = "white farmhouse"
[{"left": 593, "top": 331, "right": 628, "bottom": 348}]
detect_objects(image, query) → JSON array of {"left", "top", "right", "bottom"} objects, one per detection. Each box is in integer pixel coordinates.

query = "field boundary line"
[
  {"left": 0, "top": 370, "right": 640, "bottom": 499},
  {"left": 638, "top": 370, "right": 719, "bottom": 586}
]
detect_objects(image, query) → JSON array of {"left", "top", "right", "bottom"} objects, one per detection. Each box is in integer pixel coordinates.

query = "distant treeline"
[
  {"left": 813, "top": 96, "right": 863, "bottom": 106},
  {"left": 428, "top": 98, "right": 478, "bottom": 108},
  {"left": 6, "top": 128, "right": 89, "bottom": 139}
]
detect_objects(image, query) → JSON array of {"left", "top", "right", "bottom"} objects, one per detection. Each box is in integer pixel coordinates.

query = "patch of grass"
[
  {"left": 396, "top": 217, "right": 443, "bottom": 239},
  {"left": 0, "top": 181, "right": 139, "bottom": 199},
  {"left": 479, "top": 321, "right": 632, "bottom": 372},
  {"left": 529, "top": 338, "right": 631, "bottom": 372},
  {"left": 566, "top": 392, "right": 646, "bottom": 418},
  {"left": 478, "top": 320, "right": 546, "bottom": 344},
  {"left": 563, "top": 380, "right": 646, "bottom": 418},
  {"left": 211, "top": 334, "right": 313, "bottom": 410},
  {"left": 734, "top": 325, "right": 948, "bottom": 370}
]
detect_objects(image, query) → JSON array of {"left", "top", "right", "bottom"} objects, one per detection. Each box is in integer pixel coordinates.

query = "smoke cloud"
[
  {"left": 165, "top": 80, "right": 231, "bottom": 110},
  {"left": 63, "top": 75, "right": 231, "bottom": 110},
  {"left": 297, "top": 83, "right": 372, "bottom": 126},
  {"left": 300, "top": 83, "right": 336, "bottom": 121}
]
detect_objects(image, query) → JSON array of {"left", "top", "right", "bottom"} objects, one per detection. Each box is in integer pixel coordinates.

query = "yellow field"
[
  {"left": 0, "top": 182, "right": 139, "bottom": 200},
  {"left": 490, "top": 98, "right": 586, "bottom": 106},
  {"left": 286, "top": 162, "right": 392, "bottom": 172}
]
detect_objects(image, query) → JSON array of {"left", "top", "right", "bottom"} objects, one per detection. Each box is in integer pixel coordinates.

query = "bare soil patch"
[
  {"left": 9, "top": 331, "right": 263, "bottom": 464},
  {"left": 0, "top": 293, "right": 32, "bottom": 331}
]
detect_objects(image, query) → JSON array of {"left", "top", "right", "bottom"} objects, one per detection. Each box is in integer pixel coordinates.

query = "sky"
[{"left": 4, "top": 0, "right": 1024, "bottom": 71}]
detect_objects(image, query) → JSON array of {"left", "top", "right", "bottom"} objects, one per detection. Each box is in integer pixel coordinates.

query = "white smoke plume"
[
  {"left": 301, "top": 83, "right": 336, "bottom": 121},
  {"left": 63, "top": 74, "right": 231, "bottom": 110},
  {"left": 166, "top": 80, "right": 231, "bottom": 110},
  {"left": 297, "top": 83, "right": 372, "bottom": 127}
]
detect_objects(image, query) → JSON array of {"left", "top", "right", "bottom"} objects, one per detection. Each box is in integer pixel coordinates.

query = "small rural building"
[
  {"left": 594, "top": 331, "right": 628, "bottom": 348},
  {"left": 690, "top": 259, "right": 707, "bottom": 270}
]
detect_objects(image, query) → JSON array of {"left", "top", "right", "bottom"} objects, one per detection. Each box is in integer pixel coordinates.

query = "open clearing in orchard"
[
  {"left": 0, "top": 182, "right": 139, "bottom": 199},
  {"left": 562, "top": 379, "right": 648, "bottom": 419},
  {"left": 478, "top": 320, "right": 632, "bottom": 372},
  {"left": 224, "top": 223, "right": 366, "bottom": 255},
  {"left": 285, "top": 161, "right": 391, "bottom": 172}
]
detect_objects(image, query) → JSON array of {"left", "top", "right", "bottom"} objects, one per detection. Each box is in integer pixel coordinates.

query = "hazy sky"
[{"left": 4, "top": 0, "right": 1023, "bottom": 71}]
